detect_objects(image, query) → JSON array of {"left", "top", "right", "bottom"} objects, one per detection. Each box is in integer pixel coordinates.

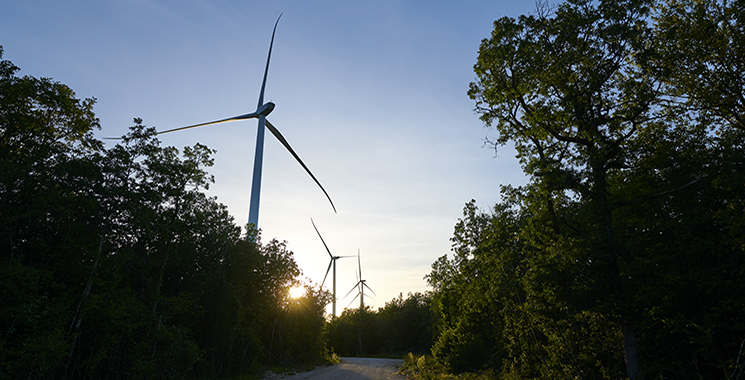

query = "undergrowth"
[
  {"left": 399, "top": 353, "right": 497, "bottom": 380},
  {"left": 225, "top": 350, "right": 340, "bottom": 380}
]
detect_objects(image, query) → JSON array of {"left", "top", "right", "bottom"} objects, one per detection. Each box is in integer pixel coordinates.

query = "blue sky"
[{"left": 2, "top": 0, "right": 535, "bottom": 314}]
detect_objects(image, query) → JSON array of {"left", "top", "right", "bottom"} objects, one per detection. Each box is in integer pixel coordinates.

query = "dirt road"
[{"left": 276, "top": 357, "right": 405, "bottom": 380}]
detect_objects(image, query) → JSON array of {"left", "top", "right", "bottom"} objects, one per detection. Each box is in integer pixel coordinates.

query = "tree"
[
  {"left": 649, "top": 0, "right": 745, "bottom": 255},
  {"left": 462, "top": 1, "right": 745, "bottom": 378},
  {"left": 0, "top": 48, "right": 333, "bottom": 379},
  {"left": 324, "top": 293, "right": 435, "bottom": 358},
  {"left": 377, "top": 292, "right": 434, "bottom": 355},
  {"left": 649, "top": 0, "right": 745, "bottom": 131},
  {"left": 468, "top": 1, "right": 658, "bottom": 378},
  {"left": 325, "top": 306, "right": 379, "bottom": 356},
  {"left": 427, "top": 200, "right": 513, "bottom": 374},
  {"left": 0, "top": 45, "right": 104, "bottom": 378}
]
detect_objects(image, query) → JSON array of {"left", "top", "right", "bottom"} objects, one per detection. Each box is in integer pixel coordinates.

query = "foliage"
[
  {"left": 325, "top": 292, "right": 435, "bottom": 358},
  {"left": 377, "top": 292, "right": 435, "bottom": 355},
  {"left": 400, "top": 353, "right": 496, "bottom": 380},
  {"left": 648, "top": 0, "right": 745, "bottom": 131},
  {"left": 424, "top": 0, "right": 745, "bottom": 379},
  {"left": 0, "top": 48, "right": 330, "bottom": 379}
]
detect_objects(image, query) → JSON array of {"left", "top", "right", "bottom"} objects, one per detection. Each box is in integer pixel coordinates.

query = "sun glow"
[{"left": 289, "top": 286, "right": 305, "bottom": 299}]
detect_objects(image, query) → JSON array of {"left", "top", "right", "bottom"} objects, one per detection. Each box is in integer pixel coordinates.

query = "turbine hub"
[{"left": 258, "top": 102, "right": 275, "bottom": 116}]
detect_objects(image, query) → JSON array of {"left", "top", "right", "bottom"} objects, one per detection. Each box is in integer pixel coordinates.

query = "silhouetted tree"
[{"left": 0, "top": 48, "right": 331, "bottom": 379}]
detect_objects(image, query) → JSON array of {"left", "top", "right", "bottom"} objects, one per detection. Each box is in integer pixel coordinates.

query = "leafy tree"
[
  {"left": 377, "top": 292, "right": 434, "bottom": 355},
  {"left": 610, "top": 117, "right": 745, "bottom": 379},
  {"left": 468, "top": 1, "right": 658, "bottom": 377},
  {"left": 0, "top": 48, "right": 332, "bottom": 379},
  {"left": 325, "top": 306, "right": 380, "bottom": 356},
  {"left": 648, "top": 0, "right": 745, "bottom": 255},
  {"left": 1, "top": 45, "right": 103, "bottom": 378},
  {"left": 428, "top": 196, "right": 624, "bottom": 378},
  {"left": 649, "top": 0, "right": 745, "bottom": 131},
  {"left": 457, "top": 0, "right": 745, "bottom": 378},
  {"left": 272, "top": 285, "right": 332, "bottom": 365},
  {"left": 325, "top": 293, "right": 435, "bottom": 358},
  {"left": 427, "top": 200, "right": 511, "bottom": 374}
]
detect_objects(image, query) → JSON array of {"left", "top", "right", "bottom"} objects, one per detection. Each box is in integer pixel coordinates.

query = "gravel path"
[{"left": 264, "top": 357, "right": 405, "bottom": 380}]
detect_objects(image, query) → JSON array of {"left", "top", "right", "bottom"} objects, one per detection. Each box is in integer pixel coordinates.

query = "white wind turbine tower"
[
  {"left": 152, "top": 14, "right": 335, "bottom": 228},
  {"left": 311, "top": 218, "right": 354, "bottom": 318},
  {"left": 344, "top": 250, "right": 376, "bottom": 309}
]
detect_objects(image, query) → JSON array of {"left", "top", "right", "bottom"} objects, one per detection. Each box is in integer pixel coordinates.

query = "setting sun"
[{"left": 289, "top": 286, "right": 305, "bottom": 299}]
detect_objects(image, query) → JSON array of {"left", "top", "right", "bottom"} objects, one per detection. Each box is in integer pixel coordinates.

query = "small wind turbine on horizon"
[
  {"left": 311, "top": 218, "right": 354, "bottom": 318},
  {"left": 125, "top": 14, "right": 336, "bottom": 228},
  {"left": 344, "top": 250, "right": 376, "bottom": 310}
]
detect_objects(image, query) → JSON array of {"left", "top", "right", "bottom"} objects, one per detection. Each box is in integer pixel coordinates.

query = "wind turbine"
[
  {"left": 344, "top": 250, "right": 376, "bottom": 309},
  {"left": 152, "top": 14, "right": 335, "bottom": 228},
  {"left": 311, "top": 218, "right": 354, "bottom": 317}
]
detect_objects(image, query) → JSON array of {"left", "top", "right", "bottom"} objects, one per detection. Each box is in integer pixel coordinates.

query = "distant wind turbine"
[
  {"left": 344, "top": 250, "right": 376, "bottom": 309},
  {"left": 311, "top": 218, "right": 354, "bottom": 318},
  {"left": 148, "top": 14, "right": 336, "bottom": 228}
]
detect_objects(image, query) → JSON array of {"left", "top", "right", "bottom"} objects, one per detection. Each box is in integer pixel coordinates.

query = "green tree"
[
  {"left": 0, "top": 48, "right": 333, "bottom": 379},
  {"left": 0, "top": 45, "right": 104, "bottom": 378},
  {"left": 272, "top": 285, "right": 332, "bottom": 365},
  {"left": 460, "top": 0, "right": 745, "bottom": 378},
  {"left": 468, "top": 1, "right": 658, "bottom": 377},
  {"left": 649, "top": 0, "right": 745, "bottom": 131},
  {"left": 426, "top": 200, "right": 515, "bottom": 374},
  {"left": 325, "top": 306, "right": 380, "bottom": 357},
  {"left": 376, "top": 292, "right": 434, "bottom": 355},
  {"left": 610, "top": 116, "right": 745, "bottom": 378},
  {"left": 649, "top": 0, "right": 745, "bottom": 254}
]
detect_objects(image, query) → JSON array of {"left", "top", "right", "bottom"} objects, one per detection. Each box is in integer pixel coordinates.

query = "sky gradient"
[{"left": 1, "top": 0, "right": 536, "bottom": 314}]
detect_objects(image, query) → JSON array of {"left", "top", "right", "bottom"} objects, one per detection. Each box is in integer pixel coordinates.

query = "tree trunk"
[{"left": 622, "top": 322, "right": 644, "bottom": 380}]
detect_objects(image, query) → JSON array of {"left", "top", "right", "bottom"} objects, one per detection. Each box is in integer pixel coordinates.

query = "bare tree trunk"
[{"left": 622, "top": 323, "right": 644, "bottom": 380}]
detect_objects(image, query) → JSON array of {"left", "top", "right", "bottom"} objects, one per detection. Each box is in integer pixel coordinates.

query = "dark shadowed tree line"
[
  {"left": 4, "top": 0, "right": 745, "bottom": 378},
  {"left": 425, "top": 0, "right": 745, "bottom": 379},
  {"left": 0, "top": 47, "right": 331, "bottom": 379},
  {"left": 324, "top": 292, "right": 435, "bottom": 357}
]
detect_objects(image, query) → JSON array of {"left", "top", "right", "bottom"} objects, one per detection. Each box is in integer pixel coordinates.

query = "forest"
[
  {"left": 418, "top": 0, "right": 745, "bottom": 379},
  {"left": 2, "top": 0, "right": 745, "bottom": 379},
  {"left": 0, "top": 48, "right": 334, "bottom": 379}
]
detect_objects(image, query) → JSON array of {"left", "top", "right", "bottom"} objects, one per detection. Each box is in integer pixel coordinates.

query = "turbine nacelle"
[
  {"left": 117, "top": 15, "right": 336, "bottom": 230},
  {"left": 343, "top": 250, "right": 375, "bottom": 309},
  {"left": 311, "top": 218, "right": 355, "bottom": 317},
  {"left": 257, "top": 101, "right": 275, "bottom": 116}
]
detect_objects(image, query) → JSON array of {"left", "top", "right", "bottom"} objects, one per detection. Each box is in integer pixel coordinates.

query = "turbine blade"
[
  {"left": 265, "top": 119, "right": 337, "bottom": 213},
  {"left": 156, "top": 112, "right": 260, "bottom": 135},
  {"left": 343, "top": 282, "right": 362, "bottom": 300},
  {"left": 321, "top": 260, "right": 333, "bottom": 289},
  {"left": 310, "top": 218, "right": 333, "bottom": 259},
  {"left": 347, "top": 293, "right": 360, "bottom": 309},
  {"left": 257, "top": 14, "right": 282, "bottom": 108},
  {"left": 357, "top": 249, "right": 362, "bottom": 279},
  {"left": 363, "top": 282, "right": 377, "bottom": 297}
]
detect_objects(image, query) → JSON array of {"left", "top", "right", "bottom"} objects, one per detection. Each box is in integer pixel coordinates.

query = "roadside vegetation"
[
  {"left": 0, "top": 48, "right": 333, "bottom": 379},
  {"left": 3, "top": 0, "right": 744, "bottom": 379},
  {"left": 414, "top": 0, "right": 745, "bottom": 379},
  {"left": 325, "top": 292, "right": 434, "bottom": 358}
]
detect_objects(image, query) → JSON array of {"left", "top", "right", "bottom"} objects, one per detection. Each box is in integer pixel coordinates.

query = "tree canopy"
[
  {"left": 425, "top": 0, "right": 745, "bottom": 379},
  {"left": 0, "top": 47, "right": 331, "bottom": 379}
]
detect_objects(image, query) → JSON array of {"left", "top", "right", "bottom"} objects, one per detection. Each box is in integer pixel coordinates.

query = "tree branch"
[{"left": 616, "top": 176, "right": 701, "bottom": 208}]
